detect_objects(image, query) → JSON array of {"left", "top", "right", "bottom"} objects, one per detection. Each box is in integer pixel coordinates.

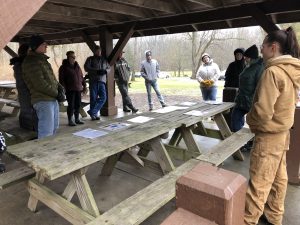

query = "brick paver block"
[
  {"left": 161, "top": 208, "right": 218, "bottom": 225},
  {"left": 176, "top": 162, "right": 247, "bottom": 225}
]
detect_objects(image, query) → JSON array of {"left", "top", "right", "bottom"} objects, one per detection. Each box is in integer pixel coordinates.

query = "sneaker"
[
  {"left": 95, "top": 116, "right": 100, "bottom": 120},
  {"left": 91, "top": 116, "right": 97, "bottom": 121},
  {"left": 149, "top": 108, "right": 153, "bottom": 111}
]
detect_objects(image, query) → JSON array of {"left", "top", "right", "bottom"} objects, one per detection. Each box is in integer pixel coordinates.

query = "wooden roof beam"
[
  {"left": 48, "top": 0, "right": 147, "bottom": 18},
  {"left": 110, "top": 0, "right": 177, "bottom": 13},
  {"left": 81, "top": 31, "right": 97, "bottom": 52},
  {"left": 33, "top": 12, "right": 103, "bottom": 25},
  {"left": 26, "top": 20, "right": 85, "bottom": 29},
  {"left": 172, "top": 0, "right": 189, "bottom": 13},
  {"left": 108, "top": 23, "right": 136, "bottom": 65},
  {"left": 40, "top": 3, "right": 126, "bottom": 22},
  {"left": 184, "top": 0, "right": 221, "bottom": 8},
  {"left": 243, "top": 4, "right": 279, "bottom": 33}
]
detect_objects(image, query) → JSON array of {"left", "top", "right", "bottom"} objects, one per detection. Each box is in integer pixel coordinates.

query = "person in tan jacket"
[{"left": 244, "top": 27, "right": 300, "bottom": 225}]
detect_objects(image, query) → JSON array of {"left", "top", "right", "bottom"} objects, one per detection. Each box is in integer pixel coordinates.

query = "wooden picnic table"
[{"left": 6, "top": 101, "right": 242, "bottom": 225}]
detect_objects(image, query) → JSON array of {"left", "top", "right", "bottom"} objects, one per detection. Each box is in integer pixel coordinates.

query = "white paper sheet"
[
  {"left": 179, "top": 102, "right": 197, "bottom": 106},
  {"left": 73, "top": 128, "right": 108, "bottom": 139},
  {"left": 100, "top": 122, "right": 131, "bottom": 131},
  {"left": 153, "top": 106, "right": 189, "bottom": 113},
  {"left": 127, "top": 116, "right": 154, "bottom": 123},
  {"left": 184, "top": 110, "right": 205, "bottom": 117}
]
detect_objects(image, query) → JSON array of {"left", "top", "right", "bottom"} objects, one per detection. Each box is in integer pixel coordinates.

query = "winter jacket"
[
  {"left": 247, "top": 55, "right": 300, "bottom": 134},
  {"left": 115, "top": 57, "right": 131, "bottom": 83},
  {"left": 59, "top": 59, "right": 85, "bottom": 92},
  {"left": 224, "top": 59, "right": 245, "bottom": 88},
  {"left": 84, "top": 55, "right": 111, "bottom": 83},
  {"left": 11, "top": 57, "right": 38, "bottom": 131},
  {"left": 234, "top": 57, "right": 264, "bottom": 112},
  {"left": 196, "top": 60, "right": 220, "bottom": 87},
  {"left": 140, "top": 59, "right": 160, "bottom": 81},
  {"left": 22, "top": 52, "right": 59, "bottom": 105}
]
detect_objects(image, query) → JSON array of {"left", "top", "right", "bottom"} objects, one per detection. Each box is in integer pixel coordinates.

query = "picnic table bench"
[
  {"left": 0, "top": 97, "right": 20, "bottom": 116},
  {"left": 1, "top": 101, "right": 253, "bottom": 225}
]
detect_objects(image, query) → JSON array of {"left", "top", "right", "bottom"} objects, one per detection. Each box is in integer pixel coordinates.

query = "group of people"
[
  {"left": 1, "top": 27, "right": 300, "bottom": 225},
  {"left": 7, "top": 35, "right": 168, "bottom": 139}
]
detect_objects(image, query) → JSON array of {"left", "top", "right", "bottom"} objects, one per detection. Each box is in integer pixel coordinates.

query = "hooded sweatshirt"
[{"left": 246, "top": 55, "right": 300, "bottom": 133}]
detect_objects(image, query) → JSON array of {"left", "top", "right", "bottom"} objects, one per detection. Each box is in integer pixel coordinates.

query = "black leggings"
[{"left": 66, "top": 91, "right": 81, "bottom": 119}]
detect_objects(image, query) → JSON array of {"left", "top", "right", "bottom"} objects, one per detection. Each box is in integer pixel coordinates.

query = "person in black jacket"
[
  {"left": 224, "top": 48, "right": 245, "bottom": 88},
  {"left": 59, "top": 51, "right": 86, "bottom": 126},
  {"left": 10, "top": 43, "right": 38, "bottom": 131},
  {"left": 115, "top": 52, "right": 138, "bottom": 113}
]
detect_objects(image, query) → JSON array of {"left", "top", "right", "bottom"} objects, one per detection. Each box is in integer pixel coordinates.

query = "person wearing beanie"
[
  {"left": 196, "top": 53, "right": 221, "bottom": 101},
  {"left": 22, "top": 34, "right": 61, "bottom": 139},
  {"left": 224, "top": 48, "right": 246, "bottom": 88},
  {"left": 84, "top": 45, "right": 111, "bottom": 120},
  {"left": 10, "top": 43, "right": 38, "bottom": 131},
  {"left": 231, "top": 44, "right": 264, "bottom": 140},
  {"left": 59, "top": 51, "right": 87, "bottom": 126},
  {"left": 140, "top": 50, "right": 167, "bottom": 111}
]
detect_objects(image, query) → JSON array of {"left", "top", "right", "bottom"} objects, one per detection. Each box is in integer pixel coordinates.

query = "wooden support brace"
[
  {"left": 169, "top": 128, "right": 182, "bottom": 146},
  {"left": 180, "top": 126, "right": 202, "bottom": 153},
  {"left": 81, "top": 31, "right": 97, "bottom": 52},
  {"left": 27, "top": 172, "right": 45, "bottom": 212},
  {"left": 147, "top": 137, "right": 175, "bottom": 174},
  {"left": 214, "top": 113, "right": 244, "bottom": 161},
  {"left": 28, "top": 179, "right": 94, "bottom": 225}
]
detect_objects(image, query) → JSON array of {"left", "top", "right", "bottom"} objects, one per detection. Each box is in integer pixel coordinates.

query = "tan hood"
[{"left": 265, "top": 55, "right": 300, "bottom": 89}]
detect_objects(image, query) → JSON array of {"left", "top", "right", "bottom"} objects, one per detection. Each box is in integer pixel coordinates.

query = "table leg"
[
  {"left": 27, "top": 172, "right": 45, "bottom": 212},
  {"left": 169, "top": 128, "right": 182, "bottom": 146},
  {"left": 214, "top": 113, "right": 244, "bottom": 161},
  {"left": 71, "top": 169, "right": 100, "bottom": 217},
  {"left": 148, "top": 137, "right": 175, "bottom": 174},
  {"left": 180, "top": 126, "right": 202, "bottom": 153}
]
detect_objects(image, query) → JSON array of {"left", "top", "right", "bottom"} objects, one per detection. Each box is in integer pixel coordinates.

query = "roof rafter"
[
  {"left": 110, "top": 0, "right": 177, "bottom": 13},
  {"left": 184, "top": 0, "right": 221, "bottom": 8},
  {"left": 48, "top": 0, "right": 147, "bottom": 18}
]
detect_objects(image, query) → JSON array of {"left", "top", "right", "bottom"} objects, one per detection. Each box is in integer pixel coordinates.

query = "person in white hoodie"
[
  {"left": 196, "top": 53, "right": 221, "bottom": 101},
  {"left": 141, "top": 50, "right": 167, "bottom": 111}
]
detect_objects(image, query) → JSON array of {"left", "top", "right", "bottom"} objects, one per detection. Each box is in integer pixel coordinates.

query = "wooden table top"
[{"left": 7, "top": 102, "right": 234, "bottom": 181}]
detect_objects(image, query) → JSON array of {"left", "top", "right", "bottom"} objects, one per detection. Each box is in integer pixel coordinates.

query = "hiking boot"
[
  {"left": 162, "top": 103, "right": 167, "bottom": 107},
  {"left": 123, "top": 108, "right": 131, "bottom": 113},
  {"left": 131, "top": 108, "right": 139, "bottom": 113},
  {"left": 75, "top": 119, "right": 84, "bottom": 125},
  {"left": 68, "top": 116, "right": 77, "bottom": 126},
  {"left": 95, "top": 116, "right": 100, "bottom": 120}
]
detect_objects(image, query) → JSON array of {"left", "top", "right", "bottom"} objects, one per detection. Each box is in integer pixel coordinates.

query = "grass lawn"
[{"left": 129, "top": 77, "right": 225, "bottom": 97}]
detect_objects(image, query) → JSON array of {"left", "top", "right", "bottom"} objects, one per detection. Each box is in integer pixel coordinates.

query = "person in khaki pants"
[{"left": 244, "top": 27, "right": 300, "bottom": 225}]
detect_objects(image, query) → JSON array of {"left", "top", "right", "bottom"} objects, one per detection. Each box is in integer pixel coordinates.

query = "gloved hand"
[{"left": 97, "top": 69, "right": 107, "bottom": 76}]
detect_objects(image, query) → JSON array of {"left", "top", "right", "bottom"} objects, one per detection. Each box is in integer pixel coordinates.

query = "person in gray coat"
[{"left": 141, "top": 50, "right": 167, "bottom": 111}]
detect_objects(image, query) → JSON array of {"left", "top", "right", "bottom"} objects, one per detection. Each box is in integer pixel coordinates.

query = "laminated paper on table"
[
  {"left": 184, "top": 110, "right": 205, "bottom": 117},
  {"left": 153, "top": 106, "right": 189, "bottom": 113},
  {"left": 100, "top": 122, "right": 131, "bottom": 131},
  {"left": 127, "top": 116, "right": 154, "bottom": 123},
  {"left": 73, "top": 128, "right": 108, "bottom": 139}
]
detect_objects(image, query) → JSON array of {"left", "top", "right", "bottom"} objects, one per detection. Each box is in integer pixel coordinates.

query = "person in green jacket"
[
  {"left": 22, "top": 35, "right": 61, "bottom": 139},
  {"left": 231, "top": 45, "right": 264, "bottom": 134}
]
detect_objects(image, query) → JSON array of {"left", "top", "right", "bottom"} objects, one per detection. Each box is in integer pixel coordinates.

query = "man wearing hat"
[
  {"left": 114, "top": 51, "right": 138, "bottom": 113},
  {"left": 231, "top": 45, "right": 264, "bottom": 141},
  {"left": 224, "top": 48, "right": 246, "bottom": 88},
  {"left": 22, "top": 34, "right": 61, "bottom": 139},
  {"left": 84, "top": 46, "right": 111, "bottom": 120},
  {"left": 140, "top": 50, "right": 167, "bottom": 111}
]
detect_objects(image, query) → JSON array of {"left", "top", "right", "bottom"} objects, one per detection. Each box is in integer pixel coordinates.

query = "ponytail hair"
[{"left": 265, "top": 26, "right": 300, "bottom": 58}]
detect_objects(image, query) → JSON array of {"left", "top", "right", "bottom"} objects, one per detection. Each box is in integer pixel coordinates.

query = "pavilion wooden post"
[{"left": 99, "top": 27, "right": 118, "bottom": 116}]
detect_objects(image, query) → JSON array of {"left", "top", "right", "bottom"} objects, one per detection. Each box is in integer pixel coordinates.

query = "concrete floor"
[{"left": 0, "top": 111, "right": 299, "bottom": 225}]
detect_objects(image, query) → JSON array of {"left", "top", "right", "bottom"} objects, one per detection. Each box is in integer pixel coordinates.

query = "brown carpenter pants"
[{"left": 244, "top": 131, "right": 290, "bottom": 225}]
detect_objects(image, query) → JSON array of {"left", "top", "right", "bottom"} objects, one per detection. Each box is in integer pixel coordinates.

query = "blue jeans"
[
  {"left": 231, "top": 107, "right": 248, "bottom": 132},
  {"left": 33, "top": 100, "right": 59, "bottom": 139},
  {"left": 145, "top": 79, "right": 165, "bottom": 108},
  {"left": 89, "top": 81, "right": 107, "bottom": 116},
  {"left": 200, "top": 86, "right": 217, "bottom": 101}
]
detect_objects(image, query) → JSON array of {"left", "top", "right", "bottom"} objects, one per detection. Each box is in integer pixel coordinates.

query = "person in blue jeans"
[
  {"left": 22, "top": 35, "right": 61, "bottom": 139},
  {"left": 84, "top": 46, "right": 110, "bottom": 120},
  {"left": 196, "top": 53, "right": 221, "bottom": 101},
  {"left": 141, "top": 50, "right": 167, "bottom": 111}
]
